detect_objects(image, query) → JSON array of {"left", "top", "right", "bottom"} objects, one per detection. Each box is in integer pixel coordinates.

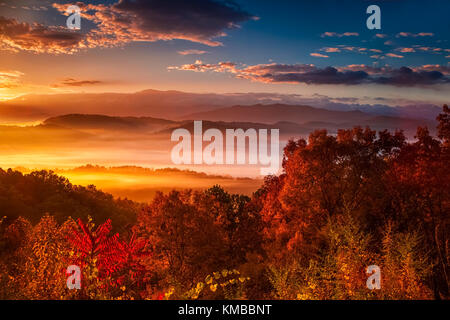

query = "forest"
[{"left": 0, "top": 105, "right": 448, "bottom": 300}]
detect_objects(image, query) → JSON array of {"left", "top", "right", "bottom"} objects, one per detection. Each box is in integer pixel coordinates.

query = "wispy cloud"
[
  {"left": 396, "top": 32, "right": 434, "bottom": 38},
  {"left": 412, "top": 45, "right": 447, "bottom": 53},
  {"left": 396, "top": 48, "right": 416, "bottom": 53},
  {"left": 310, "top": 53, "right": 329, "bottom": 58},
  {"left": 0, "top": 70, "right": 24, "bottom": 88},
  {"left": 52, "top": 78, "right": 103, "bottom": 87},
  {"left": 321, "top": 47, "right": 341, "bottom": 53},
  {"left": 321, "top": 32, "right": 359, "bottom": 38},
  {"left": 386, "top": 53, "right": 404, "bottom": 58},
  {"left": 178, "top": 49, "right": 209, "bottom": 55}
]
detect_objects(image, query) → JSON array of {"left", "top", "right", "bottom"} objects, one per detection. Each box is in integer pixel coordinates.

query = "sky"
[{"left": 0, "top": 0, "right": 449, "bottom": 106}]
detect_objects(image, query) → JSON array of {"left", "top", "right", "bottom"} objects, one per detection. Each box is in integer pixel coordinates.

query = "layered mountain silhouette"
[
  {"left": 43, "top": 114, "right": 176, "bottom": 132},
  {"left": 38, "top": 109, "right": 436, "bottom": 138},
  {"left": 0, "top": 89, "right": 442, "bottom": 123},
  {"left": 0, "top": 111, "right": 438, "bottom": 178},
  {"left": 184, "top": 104, "right": 372, "bottom": 124}
]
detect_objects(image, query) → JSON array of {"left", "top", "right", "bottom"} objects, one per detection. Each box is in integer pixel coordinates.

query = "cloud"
[
  {"left": 168, "top": 60, "right": 239, "bottom": 73},
  {"left": 310, "top": 53, "right": 329, "bottom": 58},
  {"left": 337, "top": 64, "right": 391, "bottom": 75},
  {"left": 0, "top": 69, "right": 24, "bottom": 88},
  {"left": 238, "top": 63, "right": 316, "bottom": 75},
  {"left": 178, "top": 49, "right": 208, "bottom": 55},
  {"left": 169, "top": 61, "right": 450, "bottom": 87},
  {"left": 412, "top": 46, "right": 447, "bottom": 53},
  {"left": 372, "top": 66, "right": 448, "bottom": 86},
  {"left": 322, "top": 47, "right": 341, "bottom": 53},
  {"left": 321, "top": 32, "right": 359, "bottom": 38},
  {"left": 52, "top": 0, "right": 257, "bottom": 49},
  {"left": 0, "top": 16, "right": 86, "bottom": 54},
  {"left": 413, "top": 65, "right": 450, "bottom": 75},
  {"left": 1, "top": 0, "right": 256, "bottom": 54},
  {"left": 320, "top": 46, "right": 380, "bottom": 55},
  {"left": 0, "top": 70, "right": 24, "bottom": 78},
  {"left": 250, "top": 66, "right": 368, "bottom": 85},
  {"left": 52, "top": 78, "right": 103, "bottom": 87},
  {"left": 416, "top": 47, "right": 431, "bottom": 52},
  {"left": 396, "top": 47, "right": 415, "bottom": 53},
  {"left": 396, "top": 32, "right": 434, "bottom": 38},
  {"left": 386, "top": 53, "right": 404, "bottom": 58}
]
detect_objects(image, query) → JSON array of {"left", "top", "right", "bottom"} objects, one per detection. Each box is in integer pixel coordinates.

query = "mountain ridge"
[{"left": 0, "top": 89, "right": 442, "bottom": 123}]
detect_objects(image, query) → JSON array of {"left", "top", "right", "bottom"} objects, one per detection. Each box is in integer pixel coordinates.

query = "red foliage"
[{"left": 68, "top": 218, "right": 149, "bottom": 284}]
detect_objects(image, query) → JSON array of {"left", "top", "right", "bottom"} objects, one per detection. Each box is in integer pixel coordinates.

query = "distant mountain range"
[
  {"left": 0, "top": 111, "right": 439, "bottom": 178},
  {"left": 0, "top": 89, "right": 443, "bottom": 124},
  {"left": 39, "top": 108, "right": 436, "bottom": 138},
  {"left": 43, "top": 114, "right": 175, "bottom": 132},
  {"left": 184, "top": 104, "right": 372, "bottom": 124}
]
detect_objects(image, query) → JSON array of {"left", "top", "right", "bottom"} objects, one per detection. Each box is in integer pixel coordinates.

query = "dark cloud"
[
  {"left": 262, "top": 67, "right": 369, "bottom": 85},
  {"left": 112, "top": 0, "right": 255, "bottom": 45},
  {"left": 52, "top": 78, "right": 103, "bottom": 87},
  {"left": 1, "top": 0, "right": 255, "bottom": 54},
  {"left": 170, "top": 61, "right": 450, "bottom": 87},
  {"left": 372, "top": 67, "right": 449, "bottom": 86},
  {"left": 413, "top": 64, "right": 450, "bottom": 75},
  {"left": 53, "top": 0, "right": 256, "bottom": 48},
  {"left": 0, "top": 16, "right": 85, "bottom": 53}
]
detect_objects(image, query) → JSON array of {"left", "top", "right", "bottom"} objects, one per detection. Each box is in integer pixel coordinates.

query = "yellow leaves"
[
  {"left": 296, "top": 293, "right": 309, "bottom": 300},
  {"left": 196, "top": 282, "right": 204, "bottom": 291},
  {"left": 164, "top": 287, "right": 175, "bottom": 299},
  {"left": 179, "top": 269, "right": 249, "bottom": 299}
]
